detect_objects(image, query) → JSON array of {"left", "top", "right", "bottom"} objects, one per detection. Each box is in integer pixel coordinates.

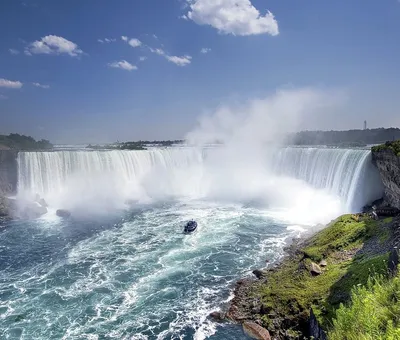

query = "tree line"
[{"left": 0, "top": 133, "right": 53, "bottom": 150}]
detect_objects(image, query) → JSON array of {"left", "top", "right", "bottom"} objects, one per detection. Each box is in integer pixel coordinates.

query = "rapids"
[{"left": 0, "top": 147, "right": 383, "bottom": 339}]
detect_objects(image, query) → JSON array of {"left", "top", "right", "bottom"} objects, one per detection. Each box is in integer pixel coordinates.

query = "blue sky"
[{"left": 0, "top": 0, "right": 399, "bottom": 144}]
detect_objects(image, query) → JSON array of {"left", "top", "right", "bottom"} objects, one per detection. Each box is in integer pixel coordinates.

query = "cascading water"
[
  {"left": 1, "top": 146, "right": 383, "bottom": 339},
  {"left": 17, "top": 147, "right": 383, "bottom": 214},
  {"left": 272, "top": 147, "right": 383, "bottom": 212}
]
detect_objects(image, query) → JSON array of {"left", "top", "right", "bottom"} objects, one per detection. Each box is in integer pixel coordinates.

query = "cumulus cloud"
[
  {"left": 128, "top": 38, "right": 142, "bottom": 48},
  {"left": 32, "top": 82, "right": 50, "bottom": 89},
  {"left": 0, "top": 78, "right": 23, "bottom": 89},
  {"left": 108, "top": 60, "right": 137, "bottom": 71},
  {"left": 166, "top": 55, "right": 192, "bottom": 66},
  {"left": 139, "top": 56, "right": 147, "bottom": 62},
  {"left": 185, "top": 0, "right": 279, "bottom": 36},
  {"left": 25, "top": 35, "right": 84, "bottom": 57},
  {"left": 149, "top": 47, "right": 192, "bottom": 66},
  {"left": 9, "top": 48, "right": 19, "bottom": 55},
  {"left": 121, "top": 35, "right": 142, "bottom": 47},
  {"left": 200, "top": 47, "right": 211, "bottom": 54}
]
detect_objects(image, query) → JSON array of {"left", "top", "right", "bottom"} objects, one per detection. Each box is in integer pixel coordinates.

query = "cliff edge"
[{"left": 372, "top": 141, "right": 400, "bottom": 210}]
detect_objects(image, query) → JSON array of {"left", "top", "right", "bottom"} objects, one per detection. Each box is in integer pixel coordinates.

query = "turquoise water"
[
  {"left": 0, "top": 200, "right": 296, "bottom": 339},
  {"left": 1, "top": 147, "right": 383, "bottom": 339}
]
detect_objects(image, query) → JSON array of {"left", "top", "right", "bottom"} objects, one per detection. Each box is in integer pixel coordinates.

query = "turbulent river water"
[{"left": 0, "top": 147, "right": 383, "bottom": 339}]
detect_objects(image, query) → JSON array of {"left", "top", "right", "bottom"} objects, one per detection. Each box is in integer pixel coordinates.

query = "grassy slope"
[{"left": 253, "top": 215, "right": 391, "bottom": 337}]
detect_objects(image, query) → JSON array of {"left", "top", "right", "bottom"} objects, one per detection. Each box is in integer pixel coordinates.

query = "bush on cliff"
[
  {"left": 371, "top": 140, "right": 400, "bottom": 156},
  {"left": 329, "top": 273, "right": 400, "bottom": 339}
]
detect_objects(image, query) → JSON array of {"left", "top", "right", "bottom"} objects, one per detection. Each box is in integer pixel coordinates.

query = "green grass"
[
  {"left": 329, "top": 273, "right": 400, "bottom": 339},
  {"left": 372, "top": 140, "right": 400, "bottom": 157},
  {"left": 254, "top": 214, "right": 390, "bottom": 336},
  {"left": 303, "top": 215, "right": 376, "bottom": 263}
]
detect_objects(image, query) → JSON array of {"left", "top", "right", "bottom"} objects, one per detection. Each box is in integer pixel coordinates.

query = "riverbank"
[{"left": 218, "top": 213, "right": 400, "bottom": 339}]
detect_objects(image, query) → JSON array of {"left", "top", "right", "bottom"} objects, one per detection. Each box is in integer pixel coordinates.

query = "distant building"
[{"left": 363, "top": 120, "right": 367, "bottom": 130}]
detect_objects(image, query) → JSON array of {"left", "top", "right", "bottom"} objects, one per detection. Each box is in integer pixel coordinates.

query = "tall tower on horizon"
[{"left": 363, "top": 120, "right": 367, "bottom": 130}]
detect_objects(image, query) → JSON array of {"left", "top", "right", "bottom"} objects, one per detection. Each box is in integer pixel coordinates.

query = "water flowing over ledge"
[{"left": 17, "top": 147, "right": 383, "bottom": 215}]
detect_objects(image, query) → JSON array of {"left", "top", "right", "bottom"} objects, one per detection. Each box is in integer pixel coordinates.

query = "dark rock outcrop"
[
  {"left": 372, "top": 149, "right": 400, "bottom": 210},
  {"left": 388, "top": 247, "right": 399, "bottom": 278},
  {"left": 0, "top": 150, "right": 18, "bottom": 195},
  {"left": 21, "top": 201, "right": 47, "bottom": 219},
  {"left": 208, "top": 311, "right": 224, "bottom": 322},
  {"left": 56, "top": 209, "right": 71, "bottom": 218},
  {"left": 252, "top": 269, "right": 267, "bottom": 280},
  {"left": 308, "top": 308, "right": 327, "bottom": 340}
]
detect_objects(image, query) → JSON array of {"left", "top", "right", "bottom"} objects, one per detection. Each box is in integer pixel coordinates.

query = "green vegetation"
[
  {"left": 86, "top": 140, "right": 184, "bottom": 151},
  {"left": 87, "top": 142, "right": 146, "bottom": 150},
  {"left": 372, "top": 140, "right": 400, "bottom": 157},
  {"left": 0, "top": 133, "right": 52, "bottom": 150},
  {"left": 254, "top": 215, "right": 392, "bottom": 336},
  {"left": 289, "top": 128, "right": 400, "bottom": 146},
  {"left": 329, "top": 273, "right": 400, "bottom": 339}
]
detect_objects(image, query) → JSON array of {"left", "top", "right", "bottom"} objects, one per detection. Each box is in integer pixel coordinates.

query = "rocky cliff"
[
  {"left": 0, "top": 150, "right": 18, "bottom": 195},
  {"left": 372, "top": 149, "right": 400, "bottom": 210}
]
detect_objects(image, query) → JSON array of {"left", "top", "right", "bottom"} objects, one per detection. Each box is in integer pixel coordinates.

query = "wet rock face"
[
  {"left": 308, "top": 308, "right": 327, "bottom": 340},
  {"left": 372, "top": 150, "right": 400, "bottom": 210},
  {"left": 0, "top": 150, "right": 18, "bottom": 195}
]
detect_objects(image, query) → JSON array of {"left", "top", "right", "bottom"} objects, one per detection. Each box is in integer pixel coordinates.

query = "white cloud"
[
  {"left": 98, "top": 38, "right": 116, "bottom": 43},
  {"left": 149, "top": 47, "right": 166, "bottom": 56},
  {"left": 139, "top": 56, "right": 147, "bottom": 62},
  {"left": 185, "top": 0, "right": 279, "bottom": 36},
  {"left": 128, "top": 38, "right": 142, "bottom": 48},
  {"left": 121, "top": 36, "right": 128, "bottom": 42},
  {"left": 200, "top": 47, "right": 211, "bottom": 54},
  {"left": 149, "top": 47, "right": 192, "bottom": 66},
  {"left": 25, "top": 35, "right": 84, "bottom": 57},
  {"left": 32, "top": 82, "right": 50, "bottom": 89},
  {"left": 108, "top": 60, "right": 137, "bottom": 71},
  {"left": 9, "top": 48, "right": 20, "bottom": 55},
  {"left": 0, "top": 78, "right": 23, "bottom": 89},
  {"left": 166, "top": 55, "right": 192, "bottom": 66}
]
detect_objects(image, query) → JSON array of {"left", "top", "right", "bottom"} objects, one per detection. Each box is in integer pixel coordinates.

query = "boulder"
[
  {"left": 243, "top": 321, "right": 271, "bottom": 340},
  {"left": 319, "top": 260, "right": 327, "bottom": 267},
  {"left": 38, "top": 198, "right": 48, "bottom": 208},
  {"left": 56, "top": 209, "right": 71, "bottom": 218},
  {"left": 209, "top": 311, "right": 224, "bottom": 322},
  {"left": 252, "top": 269, "right": 266, "bottom": 279},
  {"left": 310, "top": 262, "right": 322, "bottom": 276},
  {"left": 21, "top": 201, "right": 47, "bottom": 219}
]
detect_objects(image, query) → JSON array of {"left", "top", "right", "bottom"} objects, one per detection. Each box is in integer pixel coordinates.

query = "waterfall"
[
  {"left": 17, "top": 147, "right": 383, "bottom": 213},
  {"left": 272, "top": 147, "right": 383, "bottom": 212}
]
